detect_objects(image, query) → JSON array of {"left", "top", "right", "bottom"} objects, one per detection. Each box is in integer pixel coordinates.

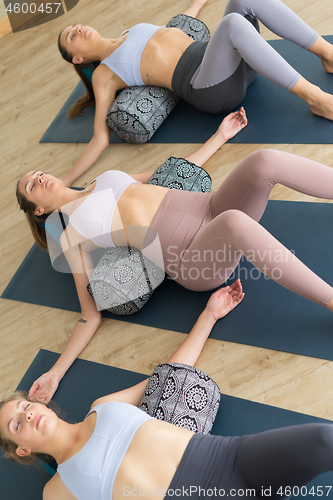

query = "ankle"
[
  {"left": 308, "top": 37, "right": 333, "bottom": 60},
  {"left": 290, "top": 77, "right": 321, "bottom": 107}
]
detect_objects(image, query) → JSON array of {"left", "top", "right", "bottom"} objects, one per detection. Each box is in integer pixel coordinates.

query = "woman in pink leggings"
[
  {"left": 150, "top": 148, "right": 333, "bottom": 307},
  {"left": 16, "top": 111, "right": 333, "bottom": 403}
]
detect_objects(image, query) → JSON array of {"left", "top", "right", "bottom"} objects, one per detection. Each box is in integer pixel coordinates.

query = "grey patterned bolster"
[
  {"left": 87, "top": 246, "right": 165, "bottom": 315},
  {"left": 106, "top": 87, "right": 180, "bottom": 144},
  {"left": 166, "top": 14, "right": 210, "bottom": 42},
  {"left": 106, "top": 15, "right": 211, "bottom": 144},
  {"left": 139, "top": 363, "right": 220, "bottom": 434},
  {"left": 148, "top": 156, "right": 212, "bottom": 193},
  {"left": 87, "top": 158, "right": 211, "bottom": 315}
]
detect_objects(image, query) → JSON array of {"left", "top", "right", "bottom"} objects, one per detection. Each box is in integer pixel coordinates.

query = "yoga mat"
[
  {"left": 1, "top": 349, "right": 332, "bottom": 500},
  {"left": 40, "top": 36, "right": 333, "bottom": 145},
  {"left": 3, "top": 200, "right": 333, "bottom": 360}
]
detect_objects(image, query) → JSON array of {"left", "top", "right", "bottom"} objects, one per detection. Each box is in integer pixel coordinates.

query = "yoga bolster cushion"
[
  {"left": 139, "top": 363, "right": 220, "bottom": 434},
  {"left": 87, "top": 246, "right": 165, "bottom": 315},
  {"left": 148, "top": 156, "right": 212, "bottom": 192},
  {"left": 106, "top": 15, "right": 211, "bottom": 144},
  {"left": 87, "top": 158, "right": 212, "bottom": 315}
]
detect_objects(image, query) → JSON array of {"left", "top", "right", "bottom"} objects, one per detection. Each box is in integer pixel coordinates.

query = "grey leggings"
[
  {"left": 192, "top": 0, "right": 318, "bottom": 91},
  {"left": 149, "top": 150, "right": 333, "bottom": 307},
  {"left": 166, "top": 424, "right": 333, "bottom": 500}
]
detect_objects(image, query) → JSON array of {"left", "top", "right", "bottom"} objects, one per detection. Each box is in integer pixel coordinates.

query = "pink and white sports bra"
[
  {"left": 101, "top": 23, "right": 161, "bottom": 86},
  {"left": 69, "top": 171, "right": 140, "bottom": 248}
]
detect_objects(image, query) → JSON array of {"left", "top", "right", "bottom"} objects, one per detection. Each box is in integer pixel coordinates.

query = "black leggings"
[{"left": 166, "top": 424, "right": 333, "bottom": 499}]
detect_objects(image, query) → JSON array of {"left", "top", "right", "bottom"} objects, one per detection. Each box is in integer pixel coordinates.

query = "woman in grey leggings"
[
  {"left": 58, "top": 0, "right": 333, "bottom": 186},
  {"left": 173, "top": 0, "right": 327, "bottom": 113}
]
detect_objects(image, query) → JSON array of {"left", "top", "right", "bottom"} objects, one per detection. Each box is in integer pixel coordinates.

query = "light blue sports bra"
[
  {"left": 69, "top": 170, "right": 140, "bottom": 248},
  {"left": 101, "top": 23, "right": 161, "bottom": 86},
  {"left": 57, "top": 402, "right": 153, "bottom": 500}
]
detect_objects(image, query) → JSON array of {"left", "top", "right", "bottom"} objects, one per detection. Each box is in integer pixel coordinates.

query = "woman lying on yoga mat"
[
  {"left": 1, "top": 286, "right": 333, "bottom": 500},
  {"left": 16, "top": 118, "right": 333, "bottom": 405},
  {"left": 58, "top": 0, "right": 333, "bottom": 186}
]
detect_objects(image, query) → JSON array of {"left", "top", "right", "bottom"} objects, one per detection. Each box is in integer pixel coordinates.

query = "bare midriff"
[
  {"left": 116, "top": 182, "right": 169, "bottom": 229},
  {"left": 140, "top": 27, "right": 195, "bottom": 89},
  {"left": 113, "top": 418, "right": 194, "bottom": 500}
]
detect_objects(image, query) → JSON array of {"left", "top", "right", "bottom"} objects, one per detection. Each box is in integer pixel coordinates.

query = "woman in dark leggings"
[
  {"left": 1, "top": 286, "right": 333, "bottom": 500},
  {"left": 58, "top": 0, "right": 333, "bottom": 186}
]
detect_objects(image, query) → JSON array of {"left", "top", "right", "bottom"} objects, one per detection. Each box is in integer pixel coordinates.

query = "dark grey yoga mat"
[
  {"left": 40, "top": 36, "right": 333, "bottom": 145},
  {"left": 2, "top": 200, "right": 333, "bottom": 360},
  {"left": 1, "top": 349, "right": 332, "bottom": 500}
]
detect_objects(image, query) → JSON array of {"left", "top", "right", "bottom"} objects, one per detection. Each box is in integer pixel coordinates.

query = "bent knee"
[
  {"left": 241, "top": 149, "right": 283, "bottom": 180},
  {"left": 218, "top": 12, "right": 248, "bottom": 36},
  {"left": 309, "top": 424, "right": 333, "bottom": 459},
  {"left": 218, "top": 209, "right": 252, "bottom": 238},
  {"left": 221, "top": 12, "right": 255, "bottom": 36}
]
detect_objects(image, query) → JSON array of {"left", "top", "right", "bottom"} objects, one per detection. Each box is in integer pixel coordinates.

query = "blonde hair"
[{"left": 0, "top": 391, "right": 59, "bottom": 466}]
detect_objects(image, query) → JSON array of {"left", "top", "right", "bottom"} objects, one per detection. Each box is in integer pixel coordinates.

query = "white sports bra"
[
  {"left": 101, "top": 23, "right": 161, "bottom": 86},
  {"left": 57, "top": 402, "right": 153, "bottom": 500},
  {"left": 69, "top": 170, "right": 140, "bottom": 248}
]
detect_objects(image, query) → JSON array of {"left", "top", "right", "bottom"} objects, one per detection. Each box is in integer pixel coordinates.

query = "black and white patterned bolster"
[
  {"left": 148, "top": 156, "right": 212, "bottom": 193},
  {"left": 87, "top": 246, "right": 165, "bottom": 315},
  {"left": 106, "top": 15, "right": 211, "bottom": 144},
  {"left": 106, "top": 87, "right": 180, "bottom": 144},
  {"left": 139, "top": 363, "right": 221, "bottom": 434},
  {"left": 166, "top": 14, "right": 210, "bottom": 42}
]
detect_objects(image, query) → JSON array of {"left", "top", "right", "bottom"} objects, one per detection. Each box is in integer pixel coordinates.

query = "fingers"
[
  {"left": 28, "top": 381, "right": 39, "bottom": 398},
  {"left": 235, "top": 107, "right": 247, "bottom": 125},
  {"left": 227, "top": 279, "right": 242, "bottom": 293}
]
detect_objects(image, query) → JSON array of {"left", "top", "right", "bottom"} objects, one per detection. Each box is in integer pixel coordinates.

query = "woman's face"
[
  {"left": 60, "top": 24, "right": 100, "bottom": 64},
  {"left": 18, "top": 170, "right": 64, "bottom": 215},
  {"left": 0, "top": 399, "right": 58, "bottom": 456}
]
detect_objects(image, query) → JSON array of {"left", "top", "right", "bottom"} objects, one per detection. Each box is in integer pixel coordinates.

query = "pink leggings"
[{"left": 149, "top": 150, "right": 333, "bottom": 307}]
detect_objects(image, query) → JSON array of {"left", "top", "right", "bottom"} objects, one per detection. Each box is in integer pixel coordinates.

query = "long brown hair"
[
  {"left": 58, "top": 30, "right": 97, "bottom": 118},
  {"left": 16, "top": 181, "right": 49, "bottom": 251}
]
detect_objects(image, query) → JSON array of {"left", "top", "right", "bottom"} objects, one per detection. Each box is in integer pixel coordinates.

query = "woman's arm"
[
  {"left": 167, "top": 279, "right": 244, "bottom": 365},
  {"left": 130, "top": 107, "right": 244, "bottom": 185},
  {"left": 185, "top": 107, "right": 247, "bottom": 167},
  {"left": 29, "top": 243, "right": 102, "bottom": 403},
  {"left": 61, "top": 70, "right": 120, "bottom": 187},
  {"left": 92, "top": 280, "right": 244, "bottom": 408}
]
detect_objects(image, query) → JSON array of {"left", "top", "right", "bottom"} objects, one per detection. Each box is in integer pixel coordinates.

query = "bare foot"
[
  {"left": 291, "top": 77, "right": 333, "bottom": 121},
  {"left": 308, "top": 37, "right": 333, "bottom": 73},
  {"left": 322, "top": 57, "right": 333, "bottom": 74},
  {"left": 309, "top": 89, "right": 333, "bottom": 121}
]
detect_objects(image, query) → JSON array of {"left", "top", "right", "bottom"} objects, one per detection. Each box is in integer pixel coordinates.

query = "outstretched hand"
[
  {"left": 28, "top": 371, "right": 60, "bottom": 404},
  {"left": 205, "top": 279, "right": 244, "bottom": 322},
  {"left": 217, "top": 107, "right": 248, "bottom": 143}
]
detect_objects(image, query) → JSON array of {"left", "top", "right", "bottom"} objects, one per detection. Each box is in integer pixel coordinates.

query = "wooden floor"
[{"left": 1, "top": 0, "right": 333, "bottom": 421}]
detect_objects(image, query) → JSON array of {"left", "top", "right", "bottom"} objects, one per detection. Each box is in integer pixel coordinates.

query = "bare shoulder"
[
  {"left": 43, "top": 473, "right": 78, "bottom": 500},
  {"left": 90, "top": 394, "right": 119, "bottom": 409},
  {"left": 59, "top": 225, "right": 84, "bottom": 252},
  {"left": 93, "top": 63, "right": 124, "bottom": 89}
]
